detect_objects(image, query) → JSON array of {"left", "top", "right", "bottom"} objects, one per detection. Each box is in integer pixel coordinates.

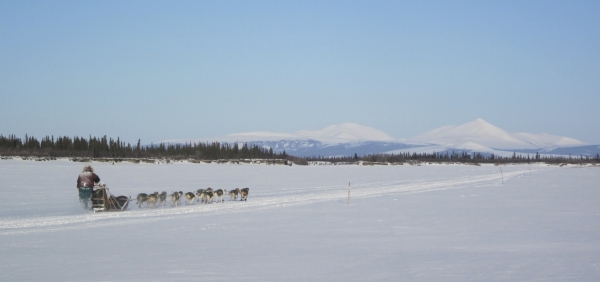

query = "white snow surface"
[
  {"left": 2, "top": 159, "right": 600, "bottom": 281},
  {"left": 409, "top": 118, "right": 585, "bottom": 150}
]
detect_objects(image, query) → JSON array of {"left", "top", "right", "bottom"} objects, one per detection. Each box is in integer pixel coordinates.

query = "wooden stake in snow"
[
  {"left": 348, "top": 182, "right": 350, "bottom": 204},
  {"left": 499, "top": 167, "right": 504, "bottom": 185}
]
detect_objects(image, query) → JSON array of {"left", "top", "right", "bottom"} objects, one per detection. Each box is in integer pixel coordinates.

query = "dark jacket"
[{"left": 77, "top": 172, "right": 100, "bottom": 188}]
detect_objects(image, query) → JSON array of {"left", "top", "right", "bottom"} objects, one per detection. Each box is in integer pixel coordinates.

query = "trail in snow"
[{"left": 0, "top": 169, "right": 527, "bottom": 235}]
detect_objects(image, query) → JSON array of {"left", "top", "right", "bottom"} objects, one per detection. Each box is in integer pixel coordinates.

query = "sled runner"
[{"left": 91, "top": 184, "right": 130, "bottom": 212}]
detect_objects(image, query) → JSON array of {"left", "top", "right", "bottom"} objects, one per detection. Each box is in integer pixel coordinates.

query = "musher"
[{"left": 76, "top": 165, "right": 100, "bottom": 209}]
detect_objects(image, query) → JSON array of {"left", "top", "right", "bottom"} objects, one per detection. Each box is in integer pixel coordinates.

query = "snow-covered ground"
[{"left": 1, "top": 159, "right": 599, "bottom": 281}]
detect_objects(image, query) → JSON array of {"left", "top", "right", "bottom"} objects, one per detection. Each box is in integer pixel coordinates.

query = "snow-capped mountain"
[
  {"left": 162, "top": 119, "right": 596, "bottom": 157},
  {"left": 510, "top": 132, "right": 585, "bottom": 149},
  {"left": 161, "top": 123, "right": 414, "bottom": 157},
  {"left": 293, "top": 123, "right": 395, "bottom": 142},
  {"left": 224, "top": 123, "right": 395, "bottom": 144},
  {"left": 409, "top": 118, "right": 584, "bottom": 150}
]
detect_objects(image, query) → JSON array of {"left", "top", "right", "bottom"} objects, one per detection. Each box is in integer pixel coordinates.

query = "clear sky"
[{"left": 1, "top": 1, "right": 599, "bottom": 144}]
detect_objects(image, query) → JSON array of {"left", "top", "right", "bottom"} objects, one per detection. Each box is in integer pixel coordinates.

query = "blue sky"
[{"left": 1, "top": 1, "right": 599, "bottom": 144}]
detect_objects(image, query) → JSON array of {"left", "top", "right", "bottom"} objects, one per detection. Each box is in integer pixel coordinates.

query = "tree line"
[
  {"left": 304, "top": 150, "right": 600, "bottom": 165},
  {"left": 2, "top": 134, "right": 598, "bottom": 165},
  {"left": 0, "top": 134, "right": 287, "bottom": 160}
]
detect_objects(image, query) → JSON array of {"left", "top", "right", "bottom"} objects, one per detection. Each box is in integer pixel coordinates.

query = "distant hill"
[
  {"left": 162, "top": 120, "right": 599, "bottom": 157},
  {"left": 244, "top": 139, "right": 423, "bottom": 157},
  {"left": 408, "top": 118, "right": 584, "bottom": 150}
]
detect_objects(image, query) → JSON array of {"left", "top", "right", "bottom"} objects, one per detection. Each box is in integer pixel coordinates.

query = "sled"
[{"left": 91, "top": 184, "right": 130, "bottom": 212}]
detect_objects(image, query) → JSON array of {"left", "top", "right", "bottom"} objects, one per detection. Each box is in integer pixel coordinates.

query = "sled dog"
[
  {"left": 158, "top": 191, "right": 167, "bottom": 207},
  {"left": 202, "top": 191, "right": 210, "bottom": 203},
  {"left": 198, "top": 191, "right": 206, "bottom": 203},
  {"left": 213, "top": 189, "right": 226, "bottom": 203},
  {"left": 196, "top": 189, "right": 204, "bottom": 202},
  {"left": 136, "top": 193, "right": 148, "bottom": 208},
  {"left": 147, "top": 192, "right": 159, "bottom": 208},
  {"left": 197, "top": 190, "right": 211, "bottom": 204},
  {"left": 185, "top": 192, "right": 196, "bottom": 205},
  {"left": 228, "top": 189, "right": 239, "bottom": 201},
  {"left": 205, "top": 191, "right": 214, "bottom": 203},
  {"left": 169, "top": 191, "right": 182, "bottom": 207},
  {"left": 240, "top": 188, "right": 249, "bottom": 202}
]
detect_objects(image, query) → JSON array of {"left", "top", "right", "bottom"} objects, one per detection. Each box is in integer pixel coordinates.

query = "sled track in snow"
[{"left": 0, "top": 170, "right": 528, "bottom": 235}]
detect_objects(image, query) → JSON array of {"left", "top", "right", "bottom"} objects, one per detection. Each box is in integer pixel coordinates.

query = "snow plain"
[{"left": 1, "top": 159, "right": 599, "bottom": 281}]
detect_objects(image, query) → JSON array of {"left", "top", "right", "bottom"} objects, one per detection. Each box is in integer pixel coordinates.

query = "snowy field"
[{"left": 1, "top": 159, "right": 599, "bottom": 281}]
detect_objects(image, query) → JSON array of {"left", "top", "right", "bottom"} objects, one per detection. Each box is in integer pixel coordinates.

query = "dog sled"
[{"left": 91, "top": 184, "right": 131, "bottom": 212}]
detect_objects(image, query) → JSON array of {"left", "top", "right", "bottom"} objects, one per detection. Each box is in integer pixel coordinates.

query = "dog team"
[{"left": 136, "top": 187, "right": 250, "bottom": 208}]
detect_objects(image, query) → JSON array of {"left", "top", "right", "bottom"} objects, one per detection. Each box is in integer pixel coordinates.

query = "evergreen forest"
[
  {"left": 0, "top": 134, "right": 285, "bottom": 160},
  {"left": 1, "top": 134, "right": 598, "bottom": 165}
]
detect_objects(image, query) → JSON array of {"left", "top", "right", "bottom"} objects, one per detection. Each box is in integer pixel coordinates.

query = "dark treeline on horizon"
[
  {"left": 305, "top": 151, "right": 600, "bottom": 164},
  {"left": 2, "top": 134, "right": 599, "bottom": 165},
  {"left": 0, "top": 134, "right": 286, "bottom": 160}
]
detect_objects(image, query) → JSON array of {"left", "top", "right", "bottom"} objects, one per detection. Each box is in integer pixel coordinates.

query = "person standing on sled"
[{"left": 77, "top": 165, "right": 100, "bottom": 209}]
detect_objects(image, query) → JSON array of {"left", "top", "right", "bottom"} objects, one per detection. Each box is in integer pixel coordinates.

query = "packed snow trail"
[{"left": 0, "top": 169, "right": 527, "bottom": 235}]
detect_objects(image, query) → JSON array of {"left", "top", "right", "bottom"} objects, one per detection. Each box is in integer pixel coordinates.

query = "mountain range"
[
  {"left": 163, "top": 119, "right": 599, "bottom": 157},
  {"left": 408, "top": 118, "right": 584, "bottom": 150}
]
